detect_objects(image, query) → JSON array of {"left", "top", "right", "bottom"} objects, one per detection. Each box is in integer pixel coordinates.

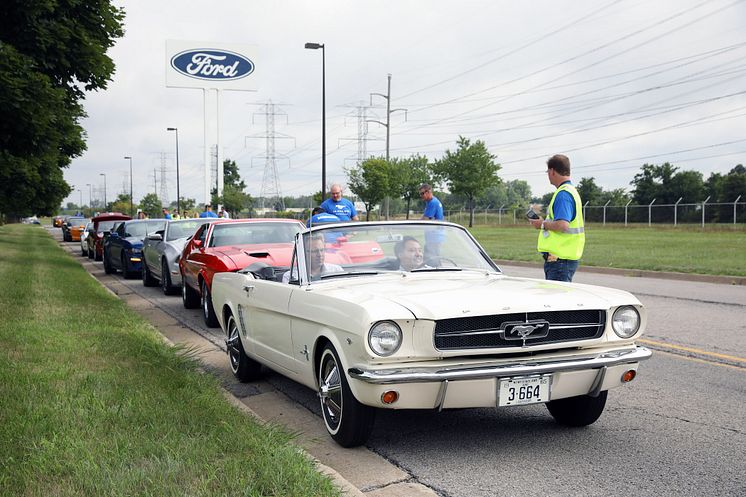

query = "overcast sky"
[{"left": 63, "top": 0, "right": 746, "bottom": 207}]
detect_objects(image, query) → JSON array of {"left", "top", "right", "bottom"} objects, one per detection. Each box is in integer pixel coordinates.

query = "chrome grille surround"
[{"left": 434, "top": 310, "right": 606, "bottom": 350}]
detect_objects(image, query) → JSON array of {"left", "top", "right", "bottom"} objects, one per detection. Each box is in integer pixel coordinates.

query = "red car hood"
[{"left": 213, "top": 243, "right": 295, "bottom": 269}]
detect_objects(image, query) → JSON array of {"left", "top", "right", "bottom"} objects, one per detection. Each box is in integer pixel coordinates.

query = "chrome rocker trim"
[{"left": 348, "top": 346, "right": 652, "bottom": 385}]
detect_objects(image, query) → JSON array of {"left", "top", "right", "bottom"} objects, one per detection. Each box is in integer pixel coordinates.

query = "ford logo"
[{"left": 170, "top": 49, "right": 254, "bottom": 81}]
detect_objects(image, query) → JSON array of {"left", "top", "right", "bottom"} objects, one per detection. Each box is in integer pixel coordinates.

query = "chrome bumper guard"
[{"left": 348, "top": 346, "right": 652, "bottom": 385}]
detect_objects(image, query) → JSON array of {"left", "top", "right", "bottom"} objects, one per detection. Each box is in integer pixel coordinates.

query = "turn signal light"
[
  {"left": 621, "top": 370, "right": 637, "bottom": 383},
  {"left": 381, "top": 391, "right": 399, "bottom": 404}
]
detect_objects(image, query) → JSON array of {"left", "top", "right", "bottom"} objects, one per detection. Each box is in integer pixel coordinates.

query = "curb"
[{"left": 493, "top": 259, "right": 746, "bottom": 286}]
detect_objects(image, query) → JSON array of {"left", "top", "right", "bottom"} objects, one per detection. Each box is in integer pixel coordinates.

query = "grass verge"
[
  {"left": 0, "top": 224, "right": 340, "bottom": 497},
  {"left": 469, "top": 224, "right": 746, "bottom": 276}
]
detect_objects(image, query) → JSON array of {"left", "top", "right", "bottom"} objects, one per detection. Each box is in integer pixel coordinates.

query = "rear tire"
[
  {"left": 182, "top": 276, "right": 199, "bottom": 309},
  {"left": 226, "top": 315, "right": 262, "bottom": 382},
  {"left": 121, "top": 254, "right": 137, "bottom": 279},
  {"left": 546, "top": 391, "right": 608, "bottom": 427},
  {"left": 318, "top": 344, "right": 376, "bottom": 447},
  {"left": 201, "top": 280, "right": 218, "bottom": 327}
]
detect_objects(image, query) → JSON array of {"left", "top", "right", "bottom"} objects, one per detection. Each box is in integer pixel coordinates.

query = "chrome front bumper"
[{"left": 348, "top": 346, "right": 652, "bottom": 385}]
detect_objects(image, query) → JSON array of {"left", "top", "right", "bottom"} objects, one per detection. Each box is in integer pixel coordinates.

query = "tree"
[
  {"left": 390, "top": 155, "right": 433, "bottom": 219},
  {"left": 0, "top": 1, "right": 124, "bottom": 221},
  {"left": 630, "top": 163, "right": 678, "bottom": 204},
  {"left": 110, "top": 193, "right": 132, "bottom": 216},
  {"left": 483, "top": 180, "right": 532, "bottom": 210},
  {"left": 577, "top": 177, "right": 604, "bottom": 206},
  {"left": 722, "top": 165, "right": 746, "bottom": 202},
  {"left": 210, "top": 158, "right": 252, "bottom": 216},
  {"left": 170, "top": 197, "right": 196, "bottom": 214},
  {"left": 346, "top": 158, "right": 391, "bottom": 221},
  {"left": 139, "top": 193, "right": 162, "bottom": 219},
  {"left": 433, "top": 136, "right": 501, "bottom": 227}
]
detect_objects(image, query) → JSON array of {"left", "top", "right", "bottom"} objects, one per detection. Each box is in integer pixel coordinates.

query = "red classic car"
[
  {"left": 180, "top": 219, "right": 307, "bottom": 327},
  {"left": 87, "top": 213, "right": 132, "bottom": 261}
]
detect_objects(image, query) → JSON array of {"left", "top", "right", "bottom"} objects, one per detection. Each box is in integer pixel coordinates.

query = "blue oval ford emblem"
[{"left": 170, "top": 49, "right": 254, "bottom": 81}]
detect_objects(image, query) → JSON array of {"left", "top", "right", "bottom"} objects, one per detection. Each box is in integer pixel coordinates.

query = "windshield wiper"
[
  {"left": 318, "top": 271, "right": 379, "bottom": 280},
  {"left": 411, "top": 267, "right": 462, "bottom": 272}
]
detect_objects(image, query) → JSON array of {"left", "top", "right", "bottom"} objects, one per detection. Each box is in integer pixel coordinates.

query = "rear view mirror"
[{"left": 147, "top": 233, "right": 162, "bottom": 241}]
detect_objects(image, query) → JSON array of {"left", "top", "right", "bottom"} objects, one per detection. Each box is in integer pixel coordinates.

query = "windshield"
[
  {"left": 167, "top": 219, "right": 209, "bottom": 241},
  {"left": 96, "top": 220, "right": 121, "bottom": 232},
  {"left": 125, "top": 220, "right": 167, "bottom": 238},
  {"left": 297, "top": 222, "right": 497, "bottom": 282},
  {"left": 209, "top": 222, "right": 302, "bottom": 248}
]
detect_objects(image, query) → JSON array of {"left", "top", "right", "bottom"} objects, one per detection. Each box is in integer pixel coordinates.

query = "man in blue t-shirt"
[
  {"left": 199, "top": 204, "right": 218, "bottom": 218},
  {"left": 320, "top": 184, "right": 359, "bottom": 221},
  {"left": 419, "top": 183, "right": 445, "bottom": 263},
  {"left": 307, "top": 207, "right": 342, "bottom": 243}
]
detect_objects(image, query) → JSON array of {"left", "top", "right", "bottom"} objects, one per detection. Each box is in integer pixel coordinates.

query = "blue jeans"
[{"left": 544, "top": 259, "right": 579, "bottom": 282}]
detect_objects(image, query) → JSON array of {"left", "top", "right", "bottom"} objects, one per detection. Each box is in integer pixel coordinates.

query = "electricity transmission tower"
[{"left": 247, "top": 101, "right": 294, "bottom": 210}]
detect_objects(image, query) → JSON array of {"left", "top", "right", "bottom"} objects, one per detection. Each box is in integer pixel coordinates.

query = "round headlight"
[
  {"left": 368, "top": 321, "right": 402, "bottom": 357},
  {"left": 612, "top": 306, "right": 641, "bottom": 338}
]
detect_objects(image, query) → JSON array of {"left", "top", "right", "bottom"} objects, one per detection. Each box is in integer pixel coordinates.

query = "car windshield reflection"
[{"left": 298, "top": 222, "right": 496, "bottom": 282}]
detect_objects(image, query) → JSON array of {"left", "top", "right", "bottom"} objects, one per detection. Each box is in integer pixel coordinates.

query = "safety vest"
[{"left": 537, "top": 183, "right": 585, "bottom": 260}]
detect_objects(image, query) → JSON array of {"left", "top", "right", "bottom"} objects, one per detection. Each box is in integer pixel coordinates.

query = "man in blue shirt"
[
  {"left": 308, "top": 207, "right": 342, "bottom": 243},
  {"left": 528, "top": 154, "right": 585, "bottom": 282},
  {"left": 199, "top": 204, "right": 218, "bottom": 218},
  {"left": 419, "top": 183, "right": 445, "bottom": 263},
  {"left": 320, "top": 184, "right": 359, "bottom": 221}
]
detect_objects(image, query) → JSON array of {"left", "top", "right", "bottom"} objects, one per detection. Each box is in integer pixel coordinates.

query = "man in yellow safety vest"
[{"left": 529, "top": 154, "right": 585, "bottom": 282}]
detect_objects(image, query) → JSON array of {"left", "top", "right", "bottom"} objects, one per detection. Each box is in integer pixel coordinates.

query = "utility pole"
[{"left": 369, "top": 74, "right": 407, "bottom": 219}]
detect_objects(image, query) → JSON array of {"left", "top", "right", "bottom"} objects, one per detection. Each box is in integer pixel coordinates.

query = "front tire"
[
  {"left": 142, "top": 260, "right": 157, "bottom": 286},
  {"left": 121, "top": 254, "right": 137, "bottom": 279},
  {"left": 103, "top": 250, "right": 114, "bottom": 274},
  {"left": 546, "top": 390, "right": 608, "bottom": 427},
  {"left": 318, "top": 344, "right": 376, "bottom": 447},
  {"left": 161, "top": 259, "right": 177, "bottom": 295},
  {"left": 226, "top": 315, "right": 262, "bottom": 382},
  {"left": 201, "top": 280, "right": 218, "bottom": 327},
  {"left": 182, "top": 276, "right": 200, "bottom": 309}
]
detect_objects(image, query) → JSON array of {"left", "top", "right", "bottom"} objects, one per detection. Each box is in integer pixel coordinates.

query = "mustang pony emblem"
[{"left": 502, "top": 320, "right": 551, "bottom": 346}]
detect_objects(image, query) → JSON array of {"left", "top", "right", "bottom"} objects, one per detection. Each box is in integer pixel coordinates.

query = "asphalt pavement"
[{"left": 52, "top": 228, "right": 746, "bottom": 497}]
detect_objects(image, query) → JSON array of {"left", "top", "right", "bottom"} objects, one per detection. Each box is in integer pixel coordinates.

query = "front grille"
[{"left": 434, "top": 310, "right": 606, "bottom": 350}]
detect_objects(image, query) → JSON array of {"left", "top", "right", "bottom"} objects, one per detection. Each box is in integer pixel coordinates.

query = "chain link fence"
[{"left": 444, "top": 200, "right": 746, "bottom": 227}]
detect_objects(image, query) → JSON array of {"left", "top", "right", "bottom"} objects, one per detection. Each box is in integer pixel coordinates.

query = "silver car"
[
  {"left": 141, "top": 218, "right": 217, "bottom": 294},
  {"left": 80, "top": 222, "right": 93, "bottom": 257}
]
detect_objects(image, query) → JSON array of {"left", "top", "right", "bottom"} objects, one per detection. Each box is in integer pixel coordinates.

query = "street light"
[
  {"left": 304, "top": 42, "right": 326, "bottom": 200},
  {"left": 99, "top": 173, "right": 107, "bottom": 210},
  {"left": 166, "top": 127, "right": 181, "bottom": 215},
  {"left": 124, "top": 156, "right": 133, "bottom": 217}
]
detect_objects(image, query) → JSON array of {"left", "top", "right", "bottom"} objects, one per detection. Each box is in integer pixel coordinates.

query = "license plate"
[{"left": 498, "top": 375, "right": 551, "bottom": 406}]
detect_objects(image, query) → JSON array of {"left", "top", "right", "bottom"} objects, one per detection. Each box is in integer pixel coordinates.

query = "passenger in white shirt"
[{"left": 283, "top": 235, "right": 343, "bottom": 283}]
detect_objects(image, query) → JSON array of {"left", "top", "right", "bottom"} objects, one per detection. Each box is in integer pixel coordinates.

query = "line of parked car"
[{"left": 56, "top": 214, "right": 652, "bottom": 448}]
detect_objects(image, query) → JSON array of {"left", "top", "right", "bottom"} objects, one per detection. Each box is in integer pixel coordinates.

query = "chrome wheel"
[
  {"left": 226, "top": 314, "right": 261, "bottom": 382},
  {"left": 319, "top": 349, "right": 343, "bottom": 433}
]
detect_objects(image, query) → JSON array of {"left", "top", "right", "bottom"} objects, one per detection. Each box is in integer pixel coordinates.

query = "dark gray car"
[{"left": 141, "top": 218, "right": 217, "bottom": 294}]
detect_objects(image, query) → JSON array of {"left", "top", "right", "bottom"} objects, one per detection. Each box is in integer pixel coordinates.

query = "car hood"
[
  {"left": 322, "top": 272, "right": 639, "bottom": 320},
  {"left": 212, "top": 243, "right": 294, "bottom": 269}
]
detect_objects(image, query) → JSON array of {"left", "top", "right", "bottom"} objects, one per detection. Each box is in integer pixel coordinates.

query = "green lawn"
[
  {"left": 0, "top": 224, "right": 340, "bottom": 497},
  {"left": 469, "top": 224, "right": 746, "bottom": 276}
]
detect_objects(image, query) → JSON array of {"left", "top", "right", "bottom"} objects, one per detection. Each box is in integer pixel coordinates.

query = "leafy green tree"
[
  {"left": 346, "top": 158, "right": 391, "bottom": 221},
  {"left": 433, "top": 136, "right": 501, "bottom": 227},
  {"left": 390, "top": 154, "right": 433, "bottom": 219},
  {"left": 722, "top": 165, "right": 746, "bottom": 202},
  {"left": 110, "top": 193, "right": 132, "bottom": 216},
  {"left": 0, "top": 0, "right": 124, "bottom": 220},
  {"left": 483, "top": 180, "right": 532, "bottom": 210},
  {"left": 169, "top": 197, "right": 196, "bottom": 215},
  {"left": 210, "top": 159, "right": 252, "bottom": 216},
  {"left": 577, "top": 177, "right": 604, "bottom": 206},
  {"left": 139, "top": 193, "right": 162, "bottom": 219},
  {"left": 222, "top": 184, "right": 253, "bottom": 217},
  {"left": 630, "top": 163, "right": 678, "bottom": 204}
]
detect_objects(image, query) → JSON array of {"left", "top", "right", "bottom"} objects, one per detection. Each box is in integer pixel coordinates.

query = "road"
[{"left": 58, "top": 231, "right": 746, "bottom": 497}]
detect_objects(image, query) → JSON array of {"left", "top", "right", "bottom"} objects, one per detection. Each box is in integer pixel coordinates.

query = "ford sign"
[{"left": 170, "top": 49, "right": 254, "bottom": 81}]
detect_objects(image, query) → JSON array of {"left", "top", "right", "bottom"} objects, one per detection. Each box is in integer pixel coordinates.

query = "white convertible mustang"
[{"left": 211, "top": 221, "right": 651, "bottom": 447}]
